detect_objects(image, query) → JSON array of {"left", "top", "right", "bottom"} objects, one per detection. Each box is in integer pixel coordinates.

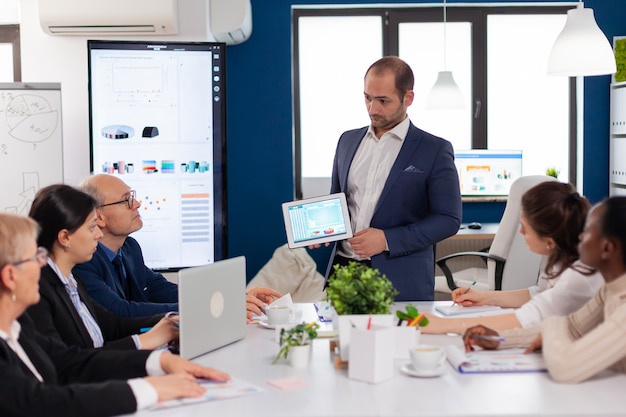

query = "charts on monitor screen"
[
  {"left": 88, "top": 41, "right": 226, "bottom": 270},
  {"left": 454, "top": 150, "right": 523, "bottom": 197}
]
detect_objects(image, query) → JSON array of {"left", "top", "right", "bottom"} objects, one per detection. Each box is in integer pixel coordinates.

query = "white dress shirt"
[{"left": 338, "top": 116, "right": 410, "bottom": 260}]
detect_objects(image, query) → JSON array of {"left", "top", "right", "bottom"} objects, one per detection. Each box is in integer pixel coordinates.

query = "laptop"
[{"left": 177, "top": 256, "right": 247, "bottom": 359}]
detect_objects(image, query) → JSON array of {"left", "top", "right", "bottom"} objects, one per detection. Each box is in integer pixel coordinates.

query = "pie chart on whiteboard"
[
  {"left": 5, "top": 94, "right": 58, "bottom": 143},
  {"left": 101, "top": 125, "right": 135, "bottom": 139}
]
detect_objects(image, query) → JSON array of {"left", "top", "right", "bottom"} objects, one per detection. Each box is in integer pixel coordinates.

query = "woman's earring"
[{"left": 11, "top": 293, "right": 16, "bottom": 302}]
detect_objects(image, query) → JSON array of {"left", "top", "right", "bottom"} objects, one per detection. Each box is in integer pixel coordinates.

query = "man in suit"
[
  {"left": 74, "top": 174, "right": 280, "bottom": 318},
  {"left": 326, "top": 56, "right": 462, "bottom": 301}
]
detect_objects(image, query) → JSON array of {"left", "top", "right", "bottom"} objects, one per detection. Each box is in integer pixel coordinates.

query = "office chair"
[{"left": 434, "top": 175, "right": 558, "bottom": 293}]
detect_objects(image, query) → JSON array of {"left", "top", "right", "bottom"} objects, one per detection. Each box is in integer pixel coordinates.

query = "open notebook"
[
  {"left": 435, "top": 304, "right": 503, "bottom": 317},
  {"left": 445, "top": 345, "right": 547, "bottom": 374}
]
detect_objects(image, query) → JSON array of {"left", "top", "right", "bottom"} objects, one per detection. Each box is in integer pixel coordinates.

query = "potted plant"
[
  {"left": 325, "top": 262, "right": 398, "bottom": 361},
  {"left": 545, "top": 167, "right": 560, "bottom": 179},
  {"left": 273, "top": 322, "right": 319, "bottom": 368}
]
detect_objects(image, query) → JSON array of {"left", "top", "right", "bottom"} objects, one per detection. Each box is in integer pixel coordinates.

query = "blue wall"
[{"left": 225, "top": 0, "right": 626, "bottom": 279}]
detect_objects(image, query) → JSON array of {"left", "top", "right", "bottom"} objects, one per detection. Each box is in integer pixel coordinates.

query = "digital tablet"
[{"left": 282, "top": 193, "right": 353, "bottom": 249}]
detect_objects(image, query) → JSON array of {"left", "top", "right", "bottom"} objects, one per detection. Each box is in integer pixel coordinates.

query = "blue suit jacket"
[
  {"left": 327, "top": 122, "right": 462, "bottom": 301},
  {"left": 73, "top": 237, "right": 179, "bottom": 317}
]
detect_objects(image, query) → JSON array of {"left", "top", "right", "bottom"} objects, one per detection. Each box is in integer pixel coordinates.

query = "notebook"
[
  {"left": 282, "top": 193, "right": 353, "bottom": 249},
  {"left": 445, "top": 345, "right": 547, "bottom": 374},
  {"left": 177, "top": 256, "right": 247, "bottom": 359},
  {"left": 435, "top": 304, "right": 503, "bottom": 317}
]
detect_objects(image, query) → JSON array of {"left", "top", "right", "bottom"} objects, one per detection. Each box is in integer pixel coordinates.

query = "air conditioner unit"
[
  {"left": 209, "top": 0, "right": 252, "bottom": 45},
  {"left": 38, "top": 0, "right": 179, "bottom": 35}
]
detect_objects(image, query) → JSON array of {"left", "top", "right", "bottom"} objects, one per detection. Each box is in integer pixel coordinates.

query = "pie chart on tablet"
[{"left": 101, "top": 125, "right": 135, "bottom": 139}]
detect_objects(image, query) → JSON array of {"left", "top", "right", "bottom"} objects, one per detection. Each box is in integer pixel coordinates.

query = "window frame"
[
  {"left": 292, "top": 5, "right": 576, "bottom": 199},
  {"left": 0, "top": 24, "right": 21, "bottom": 81}
]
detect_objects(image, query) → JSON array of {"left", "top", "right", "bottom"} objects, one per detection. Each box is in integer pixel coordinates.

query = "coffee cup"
[
  {"left": 266, "top": 306, "right": 292, "bottom": 325},
  {"left": 409, "top": 345, "right": 446, "bottom": 371}
]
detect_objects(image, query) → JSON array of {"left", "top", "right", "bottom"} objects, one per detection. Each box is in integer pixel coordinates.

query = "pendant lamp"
[
  {"left": 547, "top": 1, "right": 616, "bottom": 76},
  {"left": 426, "top": 0, "right": 464, "bottom": 109}
]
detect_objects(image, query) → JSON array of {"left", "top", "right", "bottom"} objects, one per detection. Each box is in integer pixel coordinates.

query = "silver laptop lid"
[{"left": 178, "top": 256, "right": 247, "bottom": 359}]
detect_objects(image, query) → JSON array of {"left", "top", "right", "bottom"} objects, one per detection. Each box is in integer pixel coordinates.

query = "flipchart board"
[{"left": 0, "top": 83, "right": 63, "bottom": 215}]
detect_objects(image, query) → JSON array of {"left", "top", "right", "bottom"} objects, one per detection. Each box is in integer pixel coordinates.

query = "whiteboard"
[{"left": 0, "top": 83, "right": 63, "bottom": 215}]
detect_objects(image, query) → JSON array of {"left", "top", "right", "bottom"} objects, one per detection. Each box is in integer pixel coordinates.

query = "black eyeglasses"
[
  {"left": 13, "top": 247, "right": 48, "bottom": 267},
  {"left": 99, "top": 190, "right": 136, "bottom": 209}
]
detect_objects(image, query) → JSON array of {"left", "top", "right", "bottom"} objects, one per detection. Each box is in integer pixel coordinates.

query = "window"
[
  {"left": 0, "top": 24, "right": 21, "bottom": 82},
  {"left": 293, "top": 5, "right": 573, "bottom": 199}
]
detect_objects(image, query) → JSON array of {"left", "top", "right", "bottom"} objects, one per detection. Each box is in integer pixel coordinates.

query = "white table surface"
[{"left": 130, "top": 302, "right": 626, "bottom": 417}]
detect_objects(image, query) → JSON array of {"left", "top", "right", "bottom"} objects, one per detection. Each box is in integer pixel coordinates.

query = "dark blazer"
[
  {"left": 27, "top": 265, "right": 162, "bottom": 350},
  {"left": 73, "top": 237, "right": 178, "bottom": 317},
  {"left": 0, "top": 313, "right": 151, "bottom": 417},
  {"left": 327, "top": 122, "right": 462, "bottom": 301}
]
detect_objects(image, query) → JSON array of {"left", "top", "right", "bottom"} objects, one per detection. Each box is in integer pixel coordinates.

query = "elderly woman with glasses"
[
  {"left": 0, "top": 212, "right": 229, "bottom": 417},
  {"left": 26, "top": 184, "right": 178, "bottom": 351}
]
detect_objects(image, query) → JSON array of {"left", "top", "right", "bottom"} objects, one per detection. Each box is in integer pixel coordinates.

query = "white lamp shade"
[
  {"left": 547, "top": 7, "right": 616, "bottom": 76},
  {"left": 425, "top": 71, "right": 465, "bottom": 109}
]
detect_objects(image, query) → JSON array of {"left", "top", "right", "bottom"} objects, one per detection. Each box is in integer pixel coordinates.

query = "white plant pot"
[
  {"left": 288, "top": 344, "right": 311, "bottom": 368},
  {"left": 334, "top": 314, "right": 394, "bottom": 362}
]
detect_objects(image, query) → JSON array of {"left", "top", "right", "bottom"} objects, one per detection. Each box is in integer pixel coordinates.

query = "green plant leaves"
[
  {"left": 273, "top": 322, "right": 319, "bottom": 364},
  {"left": 326, "top": 262, "right": 398, "bottom": 315}
]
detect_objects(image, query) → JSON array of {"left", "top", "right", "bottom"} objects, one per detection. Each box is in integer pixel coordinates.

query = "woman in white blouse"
[{"left": 423, "top": 181, "right": 603, "bottom": 334}]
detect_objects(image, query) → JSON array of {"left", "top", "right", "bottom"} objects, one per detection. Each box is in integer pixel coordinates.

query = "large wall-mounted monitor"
[
  {"left": 454, "top": 150, "right": 522, "bottom": 197},
  {"left": 88, "top": 40, "right": 227, "bottom": 270}
]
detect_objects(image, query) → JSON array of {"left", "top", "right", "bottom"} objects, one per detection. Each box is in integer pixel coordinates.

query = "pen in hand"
[
  {"left": 451, "top": 280, "right": 477, "bottom": 306},
  {"left": 471, "top": 335, "right": 505, "bottom": 342}
]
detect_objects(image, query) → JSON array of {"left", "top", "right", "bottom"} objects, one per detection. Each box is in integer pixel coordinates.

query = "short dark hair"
[
  {"left": 28, "top": 184, "right": 97, "bottom": 252},
  {"left": 366, "top": 56, "right": 414, "bottom": 99},
  {"left": 521, "top": 181, "right": 591, "bottom": 278},
  {"left": 599, "top": 196, "right": 626, "bottom": 264}
]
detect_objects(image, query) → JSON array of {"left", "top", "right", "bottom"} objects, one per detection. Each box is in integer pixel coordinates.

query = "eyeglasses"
[
  {"left": 13, "top": 247, "right": 48, "bottom": 267},
  {"left": 99, "top": 190, "right": 136, "bottom": 209}
]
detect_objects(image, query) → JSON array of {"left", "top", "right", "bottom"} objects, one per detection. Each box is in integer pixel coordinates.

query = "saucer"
[
  {"left": 400, "top": 363, "right": 447, "bottom": 378},
  {"left": 258, "top": 320, "right": 293, "bottom": 330}
]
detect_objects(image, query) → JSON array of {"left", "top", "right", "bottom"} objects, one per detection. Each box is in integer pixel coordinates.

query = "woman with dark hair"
[
  {"left": 27, "top": 184, "right": 177, "bottom": 350},
  {"left": 464, "top": 196, "right": 626, "bottom": 383},
  {"left": 423, "top": 181, "right": 604, "bottom": 334},
  {"left": 0, "top": 212, "right": 229, "bottom": 416}
]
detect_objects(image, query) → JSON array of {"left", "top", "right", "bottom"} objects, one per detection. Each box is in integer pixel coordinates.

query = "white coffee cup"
[
  {"left": 409, "top": 345, "right": 446, "bottom": 371},
  {"left": 266, "top": 306, "right": 293, "bottom": 325}
]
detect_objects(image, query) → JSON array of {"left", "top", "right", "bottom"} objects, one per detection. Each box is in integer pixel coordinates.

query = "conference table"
[{"left": 131, "top": 302, "right": 626, "bottom": 417}]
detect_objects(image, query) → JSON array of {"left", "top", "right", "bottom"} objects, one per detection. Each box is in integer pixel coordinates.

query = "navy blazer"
[
  {"left": 327, "top": 122, "right": 462, "bottom": 301},
  {"left": 0, "top": 313, "right": 150, "bottom": 417},
  {"left": 73, "top": 237, "right": 178, "bottom": 317},
  {"left": 27, "top": 265, "right": 162, "bottom": 350}
]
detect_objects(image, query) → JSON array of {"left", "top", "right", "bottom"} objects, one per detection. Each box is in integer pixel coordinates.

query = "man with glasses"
[{"left": 74, "top": 174, "right": 280, "bottom": 318}]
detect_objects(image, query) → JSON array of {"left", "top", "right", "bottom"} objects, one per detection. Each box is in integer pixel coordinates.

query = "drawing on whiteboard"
[
  {"left": 4, "top": 94, "right": 59, "bottom": 146},
  {"left": 3, "top": 172, "right": 40, "bottom": 215}
]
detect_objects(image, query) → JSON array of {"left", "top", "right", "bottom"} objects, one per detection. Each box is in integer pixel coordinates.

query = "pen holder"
[
  {"left": 394, "top": 326, "right": 421, "bottom": 360},
  {"left": 348, "top": 325, "right": 394, "bottom": 384}
]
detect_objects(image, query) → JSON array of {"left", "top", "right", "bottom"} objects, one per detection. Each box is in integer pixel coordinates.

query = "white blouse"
[{"left": 514, "top": 262, "right": 604, "bottom": 328}]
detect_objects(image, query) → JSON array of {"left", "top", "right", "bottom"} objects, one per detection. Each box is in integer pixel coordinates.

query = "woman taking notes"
[
  {"left": 464, "top": 196, "right": 626, "bottom": 383},
  {"left": 0, "top": 212, "right": 229, "bottom": 416},
  {"left": 27, "top": 184, "right": 177, "bottom": 350},
  {"left": 423, "top": 182, "right": 603, "bottom": 334}
]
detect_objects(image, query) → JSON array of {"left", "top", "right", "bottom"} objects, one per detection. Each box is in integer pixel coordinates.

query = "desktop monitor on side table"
[{"left": 454, "top": 150, "right": 523, "bottom": 197}]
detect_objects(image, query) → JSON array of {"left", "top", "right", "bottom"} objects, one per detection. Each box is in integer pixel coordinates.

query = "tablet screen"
[{"left": 282, "top": 193, "right": 353, "bottom": 249}]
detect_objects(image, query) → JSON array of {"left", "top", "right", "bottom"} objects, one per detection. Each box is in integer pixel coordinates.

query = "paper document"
[
  {"left": 434, "top": 304, "right": 502, "bottom": 317},
  {"left": 152, "top": 378, "right": 263, "bottom": 410},
  {"left": 445, "top": 345, "right": 547, "bottom": 374}
]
